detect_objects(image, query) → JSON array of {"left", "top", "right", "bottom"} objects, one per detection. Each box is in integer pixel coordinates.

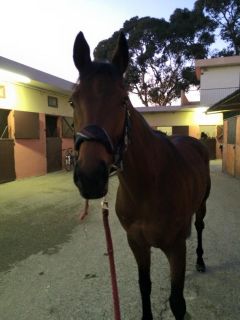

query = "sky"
[{"left": 0, "top": 0, "right": 197, "bottom": 84}]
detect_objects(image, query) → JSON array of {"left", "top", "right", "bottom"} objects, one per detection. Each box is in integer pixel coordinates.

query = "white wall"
[{"left": 200, "top": 65, "right": 240, "bottom": 106}]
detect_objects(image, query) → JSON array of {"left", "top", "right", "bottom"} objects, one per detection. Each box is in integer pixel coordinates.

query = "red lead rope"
[{"left": 102, "top": 199, "right": 121, "bottom": 320}]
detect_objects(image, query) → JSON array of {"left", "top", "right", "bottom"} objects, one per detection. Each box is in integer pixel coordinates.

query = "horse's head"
[{"left": 71, "top": 32, "right": 129, "bottom": 199}]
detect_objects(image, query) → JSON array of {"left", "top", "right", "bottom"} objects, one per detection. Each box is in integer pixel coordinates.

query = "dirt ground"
[{"left": 0, "top": 160, "right": 239, "bottom": 320}]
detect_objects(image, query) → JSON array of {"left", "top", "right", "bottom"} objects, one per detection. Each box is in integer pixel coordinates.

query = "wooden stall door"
[
  {"left": 235, "top": 116, "right": 240, "bottom": 178},
  {"left": 172, "top": 126, "right": 189, "bottom": 136},
  {"left": 225, "top": 117, "right": 236, "bottom": 176},
  {"left": 46, "top": 137, "right": 62, "bottom": 172},
  {"left": 0, "top": 139, "right": 16, "bottom": 183}
]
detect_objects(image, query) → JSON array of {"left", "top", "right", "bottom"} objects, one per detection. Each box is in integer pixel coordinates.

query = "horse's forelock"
[{"left": 78, "top": 61, "right": 122, "bottom": 81}]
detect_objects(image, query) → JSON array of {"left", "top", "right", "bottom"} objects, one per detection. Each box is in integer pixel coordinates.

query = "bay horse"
[{"left": 70, "top": 31, "right": 211, "bottom": 320}]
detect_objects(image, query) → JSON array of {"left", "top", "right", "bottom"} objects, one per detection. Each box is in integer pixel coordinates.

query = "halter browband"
[{"left": 74, "top": 107, "right": 131, "bottom": 170}]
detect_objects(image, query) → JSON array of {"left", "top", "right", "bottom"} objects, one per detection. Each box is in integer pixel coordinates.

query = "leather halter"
[{"left": 74, "top": 106, "right": 131, "bottom": 171}]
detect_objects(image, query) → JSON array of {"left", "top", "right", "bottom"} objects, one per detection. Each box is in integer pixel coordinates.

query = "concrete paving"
[{"left": 0, "top": 160, "right": 239, "bottom": 320}]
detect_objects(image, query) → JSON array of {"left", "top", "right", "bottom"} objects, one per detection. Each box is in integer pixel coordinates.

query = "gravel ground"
[{"left": 0, "top": 160, "right": 239, "bottom": 320}]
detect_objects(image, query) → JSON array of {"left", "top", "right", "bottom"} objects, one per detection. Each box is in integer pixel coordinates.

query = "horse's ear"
[
  {"left": 73, "top": 31, "right": 91, "bottom": 72},
  {"left": 112, "top": 32, "right": 129, "bottom": 75}
]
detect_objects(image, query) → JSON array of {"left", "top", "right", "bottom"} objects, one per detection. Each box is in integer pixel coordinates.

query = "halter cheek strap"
[{"left": 74, "top": 108, "right": 131, "bottom": 171}]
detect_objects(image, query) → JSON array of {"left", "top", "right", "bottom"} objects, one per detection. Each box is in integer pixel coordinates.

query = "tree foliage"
[
  {"left": 94, "top": 14, "right": 214, "bottom": 106},
  {"left": 194, "top": 0, "right": 240, "bottom": 55},
  {"left": 94, "top": 2, "right": 240, "bottom": 106}
]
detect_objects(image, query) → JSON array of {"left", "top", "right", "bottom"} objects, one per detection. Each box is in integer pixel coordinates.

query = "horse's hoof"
[
  {"left": 184, "top": 312, "right": 192, "bottom": 319},
  {"left": 196, "top": 263, "right": 206, "bottom": 273}
]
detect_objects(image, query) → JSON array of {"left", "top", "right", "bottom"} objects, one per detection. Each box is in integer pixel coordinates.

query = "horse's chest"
[{"left": 116, "top": 203, "right": 188, "bottom": 249}]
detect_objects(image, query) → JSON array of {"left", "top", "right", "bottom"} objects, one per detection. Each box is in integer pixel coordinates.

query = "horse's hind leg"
[
  {"left": 127, "top": 235, "right": 153, "bottom": 320},
  {"left": 165, "top": 240, "right": 186, "bottom": 320},
  {"left": 195, "top": 201, "right": 207, "bottom": 272}
]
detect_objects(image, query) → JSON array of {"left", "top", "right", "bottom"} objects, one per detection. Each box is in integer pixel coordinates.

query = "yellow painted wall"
[
  {"left": 0, "top": 81, "right": 73, "bottom": 117},
  {"left": 141, "top": 110, "right": 223, "bottom": 127},
  {"left": 142, "top": 108, "right": 223, "bottom": 158}
]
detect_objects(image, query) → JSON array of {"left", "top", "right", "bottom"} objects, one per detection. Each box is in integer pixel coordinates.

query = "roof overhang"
[
  {"left": 206, "top": 89, "right": 240, "bottom": 114},
  {"left": 0, "top": 56, "right": 74, "bottom": 95},
  {"left": 136, "top": 103, "right": 200, "bottom": 114},
  {"left": 195, "top": 56, "right": 240, "bottom": 80}
]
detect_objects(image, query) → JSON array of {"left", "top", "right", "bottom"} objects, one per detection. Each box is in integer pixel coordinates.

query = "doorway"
[
  {"left": 0, "top": 109, "right": 16, "bottom": 182},
  {"left": 45, "top": 115, "right": 62, "bottom": 173}
]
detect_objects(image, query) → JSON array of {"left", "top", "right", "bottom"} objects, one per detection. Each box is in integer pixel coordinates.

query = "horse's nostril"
[{"left": 74, "top": 161, "right": 109, "bottom": 199}]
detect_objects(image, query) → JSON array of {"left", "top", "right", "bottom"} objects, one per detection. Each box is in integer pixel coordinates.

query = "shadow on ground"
[{"left": 0, "top": 171, "right": 83, "bottom": 273}]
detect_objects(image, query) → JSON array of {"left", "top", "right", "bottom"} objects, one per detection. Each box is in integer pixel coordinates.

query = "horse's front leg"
[
  {"left": 127, "top": 234, "right": 153, "bottom": 320},
  {"left": 165, "top": 240, "right": 186, "bottom": 320}
]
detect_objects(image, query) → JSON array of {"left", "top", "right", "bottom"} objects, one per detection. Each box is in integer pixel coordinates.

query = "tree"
[
  {"left": 169, "top": 8, "right": 215, "bottom": 59},
  {"left": 194, "top": 0, "right": 240, "bottom": 55},
  {"left": 94, "top": 15, "right": 214, "bottom": 106}
]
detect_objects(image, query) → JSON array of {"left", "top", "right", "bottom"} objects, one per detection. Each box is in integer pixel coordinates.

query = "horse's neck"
[
  {"left": 119, "top": 105, "right": 168, "bottom": 188},
  {"left": 126, "top": 106, "right": 153, "bottom": 165}
]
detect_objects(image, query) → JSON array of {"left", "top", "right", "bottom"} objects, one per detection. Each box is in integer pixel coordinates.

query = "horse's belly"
[
  {"left": 116, "top": 186, "right": 194, "bottom": 249},
  {"left": 117, "top": 207, "right": 191, "bottom": 250},
  {"left": 143, "top": 222, "right": 188, "bottom": 249}
]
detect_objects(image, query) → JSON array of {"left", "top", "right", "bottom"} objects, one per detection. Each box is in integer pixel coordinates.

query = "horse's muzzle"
[{"left": 74, "top": 160, "right": 109, "bottom": 199}]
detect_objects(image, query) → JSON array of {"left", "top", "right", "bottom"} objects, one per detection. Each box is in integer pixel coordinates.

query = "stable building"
[
  {"left": 207, "top": 89, "right": 240, "bottom": 178},
  {"left": 0, "top": 57, "right": 74, "bottom": 183},
  {"left": 137, "top": 95, "right": 223, "bottom": 160},
  {"left": 196, "top": 55, "right": 240, "bottom": 178}
]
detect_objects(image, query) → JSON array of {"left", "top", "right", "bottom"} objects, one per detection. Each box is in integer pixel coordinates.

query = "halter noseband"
[{"left": 74, "top": 106, "right": 131, "bottom": 171}]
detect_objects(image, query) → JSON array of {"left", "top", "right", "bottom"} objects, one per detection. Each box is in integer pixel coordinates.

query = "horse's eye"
[{"left": 68, "top": 100, "right": 74, "bottom": 108}]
